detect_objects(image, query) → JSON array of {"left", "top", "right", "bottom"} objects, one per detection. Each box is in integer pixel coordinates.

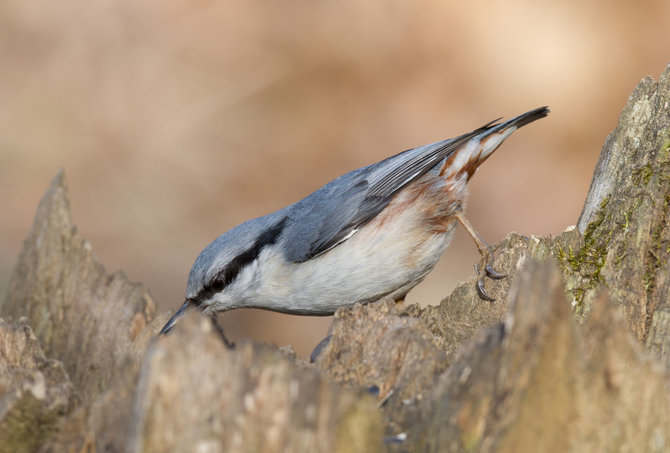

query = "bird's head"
[{"left": 159, "top": 214, "right": 287, "bottom": 335}]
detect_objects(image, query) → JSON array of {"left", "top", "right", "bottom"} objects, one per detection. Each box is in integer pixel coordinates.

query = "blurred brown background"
[{"left": 1, "top": 1, "right": 669, "bottom": 357}]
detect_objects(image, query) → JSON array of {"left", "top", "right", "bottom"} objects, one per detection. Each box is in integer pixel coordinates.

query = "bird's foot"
[
  {"left": 455, "top": 211, "right": 506, "bottom": 302},
  {"left": 474, "top": 246, "right": 506, "bottom": 302},
  {"left": 210, "top": 316, "right": 235, "bottom": 349}
]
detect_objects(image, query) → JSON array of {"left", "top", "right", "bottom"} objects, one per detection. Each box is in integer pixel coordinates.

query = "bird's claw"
[
  {"left": 474, "top": 263, "right": 505, "bottom": 279},
  {"left": 485, "top": 264, "right": 506, "bottom": 280},
  {"left": 476, "top": 276, "right": 496, "bottom": 302},
  {"left": 454, "top": 211, "right": 506, "bottom": 303},
  {"left": 474, "top": 249, "right": 505, "bottom": 302}
]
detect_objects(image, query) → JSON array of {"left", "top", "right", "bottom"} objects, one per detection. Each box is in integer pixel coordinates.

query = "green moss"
[
  {"left": 632, "top": 162, "right": 653, "bottom": 186},
  {"left": 571, "top": 287, "right": 585, "bottom": 306},
  {"left": 643, "top": 193, "right": 670, "bottom": 296},
  {"left": 610, "top": 198, "right": 642, "bottom": 270},
  {"left": 662, "top": 138, "right": 670, "bottom": 153},
  {"left": 614, "top": 248, "right": 627, "bottom": 268},
  {"left": 554, "top": 245, "right": 567, "bottom": 265},
  {"left": 554, "top": 132, "right": 670, "bottom": 321},
  {"left": 640, "top": 136, "right": 670, "bottom": 336},
  {"left": 555, "top": 195, "right": 612, "bottom": 312}
]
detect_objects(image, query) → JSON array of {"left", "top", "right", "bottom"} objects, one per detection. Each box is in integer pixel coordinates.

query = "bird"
[{"left": 160, "top": 106, "right": 549, "bottom": 335}]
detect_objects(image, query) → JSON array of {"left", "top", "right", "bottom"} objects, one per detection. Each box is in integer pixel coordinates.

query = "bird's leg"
[
  {"left": 210, "top": 315, "right": 235, "bottom": 349},
  {"left": 454, "top": 211, "right": 506, "bottom": 302}
]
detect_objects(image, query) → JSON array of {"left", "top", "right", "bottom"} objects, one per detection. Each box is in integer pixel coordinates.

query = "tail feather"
[
  {"left": 440, "top": 106, "right": 549, "bottom": 179},
  {"left": 485, "top": 106, "right": 550, "bottom": 134}
]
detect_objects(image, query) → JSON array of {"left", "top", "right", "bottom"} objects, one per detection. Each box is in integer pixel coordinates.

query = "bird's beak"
[{"left": 159, "top": 300, "right": 192, "bottom": 335}]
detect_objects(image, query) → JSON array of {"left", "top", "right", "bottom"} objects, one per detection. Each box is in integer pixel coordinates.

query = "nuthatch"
[{"left": 160, "top": 107, "right": 549, "bottom": 335}]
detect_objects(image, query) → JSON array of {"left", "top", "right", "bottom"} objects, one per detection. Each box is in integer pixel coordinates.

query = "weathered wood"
[
  {"left": 418, "top": 260, "right": 670, "bottom": 452},
  {"left": 575, "top": 64, "right": 670, "bottom": 356},
  {"left": 0, "top": 318, "right": 73, "bottom": 453},
  {"left": 1, "top": 170, "right": 157, "bottom": 403},
  {"left": 129, "top": 314, "right": 383, "bottom": 453},
  {"left": 313, "top": 298, "right": 450, "bottom": 439}
]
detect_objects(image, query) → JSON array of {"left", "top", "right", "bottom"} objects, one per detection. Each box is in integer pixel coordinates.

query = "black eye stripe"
[{"left": 193, "top": 217, "right": 287, "bottom": 306}]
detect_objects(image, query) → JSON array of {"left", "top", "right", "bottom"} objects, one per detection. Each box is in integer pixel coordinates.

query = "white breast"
[{"left": 236, "top": 173, "right": 469, "bottom": 314}]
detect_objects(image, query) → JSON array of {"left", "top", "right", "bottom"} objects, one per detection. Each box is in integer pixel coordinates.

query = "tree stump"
[{"left": 2, "top": 63, "right": 670, "bottom": 452}]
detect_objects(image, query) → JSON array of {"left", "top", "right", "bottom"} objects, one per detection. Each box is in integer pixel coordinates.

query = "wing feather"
[
  {"left": 283, "top": 107, "right": 548, "bottom": 262},
  {"left": 283, "top": 130, "right": 483, "bottom": 262}
]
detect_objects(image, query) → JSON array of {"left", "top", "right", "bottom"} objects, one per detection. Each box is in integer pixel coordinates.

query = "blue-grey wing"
[
  {"left": 283, "top": 130, "right": 483, "bottom": 263},
  {"left": 281, "top": 107, "right": 549, "bottom": 263}
]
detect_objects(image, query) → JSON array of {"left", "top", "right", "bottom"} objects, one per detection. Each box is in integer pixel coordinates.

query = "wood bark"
[{"left": 1, "top": 63, "right": 670, "bottom": 452}]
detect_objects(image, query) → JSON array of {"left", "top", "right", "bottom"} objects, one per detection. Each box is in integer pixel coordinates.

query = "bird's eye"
[{"left": 211, "top": 278, "right": 225, "bottom": 291}]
